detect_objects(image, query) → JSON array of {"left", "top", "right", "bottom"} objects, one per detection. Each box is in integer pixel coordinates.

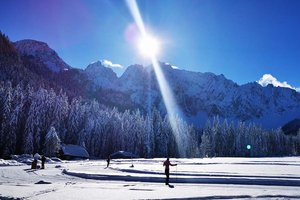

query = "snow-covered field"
[{"left": 1, "top": 157, "right": 300, "bottom": 200}]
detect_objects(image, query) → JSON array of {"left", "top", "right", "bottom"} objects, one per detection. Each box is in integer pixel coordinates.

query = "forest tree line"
[{"left": 0, "top": 81, "right": 299, "bottom": 158}]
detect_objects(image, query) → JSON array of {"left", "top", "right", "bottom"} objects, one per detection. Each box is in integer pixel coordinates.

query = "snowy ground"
[{"left": 1, "top": 157, "right": 300, "bottom": 199}]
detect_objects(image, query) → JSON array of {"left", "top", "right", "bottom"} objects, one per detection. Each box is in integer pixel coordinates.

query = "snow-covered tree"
[
  {"left": 200, "top": 120, "right": 214, "bottom": 158},
  {"left": 1, "top": 80, "right": 299, "bottom": 159},
  {"left": 44, "top": 126, "right": 61, "bottom": 157},
  {"left": 0, "top": 82, "right": 13, "bottom": 156}
]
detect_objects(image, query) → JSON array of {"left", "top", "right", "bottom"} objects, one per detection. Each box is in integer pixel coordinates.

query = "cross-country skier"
[
  {"left": 106, "top": 155, "right": 111, "bottom": 168},
  {"left": 163, "top": 158, "right": 177, "bottom": 185}
]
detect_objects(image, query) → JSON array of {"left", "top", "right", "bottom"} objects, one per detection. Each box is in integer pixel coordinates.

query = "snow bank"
[
  {"left": 11, "top": 154, "right": 34, "bottom": 164},
  {"left": 0, "top": 159, "right": 23, "bottom": 166},
  {"left": 10, "top": 154, "right": 62, "bottom": 165}
]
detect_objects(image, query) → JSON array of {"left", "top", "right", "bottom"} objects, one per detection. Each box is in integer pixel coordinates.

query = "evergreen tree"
[
  {"left": 0, "top": 82, "right": 13, "bottom": 156},
  {"left": 44, "top": 126, "right": 61, "bottom": 157},
  {"left": 200, "top": 120, "right": 213, "bottom": 157}
]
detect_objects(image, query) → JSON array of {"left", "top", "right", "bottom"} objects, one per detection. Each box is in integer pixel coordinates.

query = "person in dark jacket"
[
  {"left": 163, "top": 158, "right": 177, "bottom": 185},
  {"left": 41, "top": 155, "right": 46, "bottom": 169},
  {"left": 106, "top": 155, "right": 111, "bottom": 168}
]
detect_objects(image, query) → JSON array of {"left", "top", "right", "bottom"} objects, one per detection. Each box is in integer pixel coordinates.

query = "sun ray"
[{"left": 125, "top": 0, "right": 186, "bottom": 157}]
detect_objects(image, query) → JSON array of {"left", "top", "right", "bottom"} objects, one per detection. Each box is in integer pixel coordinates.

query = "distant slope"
[
  {"left": 14, "top": 39, "right": 70, "bottom": 72},
  {"left": 88, "top": 62, "right": 300, "bottom": 129},
  {"left": 0, "top": 33, "right": 93, "bottom": 99}
]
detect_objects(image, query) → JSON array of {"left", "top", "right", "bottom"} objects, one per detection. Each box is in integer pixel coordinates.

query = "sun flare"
[{"left": 138, "top": 35, "right": 160, "bottom": 58}]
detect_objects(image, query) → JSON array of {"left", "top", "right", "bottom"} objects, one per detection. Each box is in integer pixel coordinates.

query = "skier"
[
  {"left": 163, "top": 158, "right": 177, "bottom": 185},
  {"left": 41, "top": 155, "right": 46, "bottom": 169},
  {"left": 106, "top": 155, "right": 111, "bottom": 168}
]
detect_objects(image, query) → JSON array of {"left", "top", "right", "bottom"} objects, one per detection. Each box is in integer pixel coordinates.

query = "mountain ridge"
[
  {"left": 2, "top": 35, "right": 300, "bottom": 129},
  {"left": 81, "top": 60, "right": 300, "bottom": 129}
]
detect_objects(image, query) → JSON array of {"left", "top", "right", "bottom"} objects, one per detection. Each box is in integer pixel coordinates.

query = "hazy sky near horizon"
[{"left": 1, "top": 0, "right": 300, "bottom": 87}]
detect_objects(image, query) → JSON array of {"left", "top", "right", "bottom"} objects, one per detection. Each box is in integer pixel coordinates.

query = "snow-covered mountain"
[
  {"left": 84, "top": 61, "right": 300, "bottom": 129},
  {"left": 14, "top": 39, "right": 71, "bottom": 72},
  {"left": 3, "top": 34, "right": 300, "bottom": 129},
  {"left": 84, "top": 61, "right": 118, "bottom": 88}
]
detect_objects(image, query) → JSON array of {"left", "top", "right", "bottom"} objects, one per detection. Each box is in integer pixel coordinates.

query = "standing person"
[
  {"left": 106, "top": 155, "right": 111, "bottom": 168},
  {"left": 41, "top": 155, "right": 46, "bottom": 169},
  {"left": 163, "top": 158, "right": 177, "bottom": 185}
]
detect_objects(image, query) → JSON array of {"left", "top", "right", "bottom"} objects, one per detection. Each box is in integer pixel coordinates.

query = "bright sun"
[{"left": 138, "top": 35, "right": 160, "bottom": 58}]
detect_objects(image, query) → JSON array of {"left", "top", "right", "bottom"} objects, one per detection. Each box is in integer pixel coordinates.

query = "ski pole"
[{"left": 176, "top": 164, "right": 177, "bottom": 182}]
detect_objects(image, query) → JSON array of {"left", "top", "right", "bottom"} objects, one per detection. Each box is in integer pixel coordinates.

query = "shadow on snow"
[{"left": 62, "top": 169, "right": 300, "bottom": 187}]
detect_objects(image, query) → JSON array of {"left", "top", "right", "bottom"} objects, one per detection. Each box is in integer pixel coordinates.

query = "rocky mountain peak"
[
  {"left": 14, "top": 39, "right": 70, "bottom": 72},
  {"left": 84, "top": 61, "right": 118, "bottom": 88}
]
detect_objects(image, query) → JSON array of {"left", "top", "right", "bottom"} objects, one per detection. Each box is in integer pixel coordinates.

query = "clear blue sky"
[{"left": 1, "top": 0, "right": 299, "bottom": 86}]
